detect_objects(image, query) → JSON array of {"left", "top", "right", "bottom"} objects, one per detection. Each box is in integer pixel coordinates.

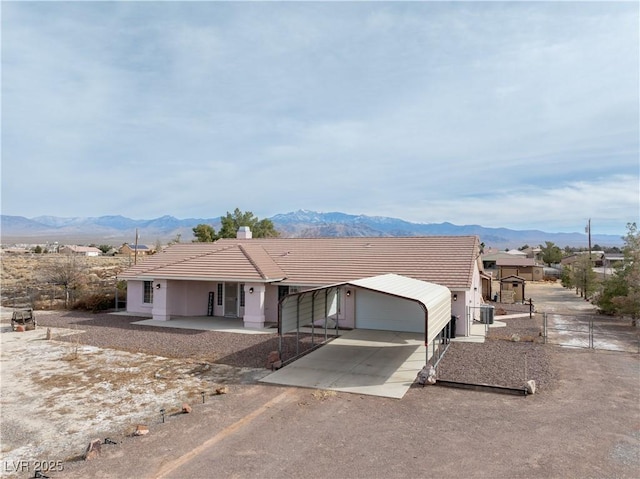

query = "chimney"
[{"left": 237, "top": 226, "right": 252, "bottom": 239}]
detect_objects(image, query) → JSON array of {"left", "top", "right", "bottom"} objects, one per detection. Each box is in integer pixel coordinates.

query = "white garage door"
[{"left": 355, "top": 289, "right": 425, "bottom": 333}]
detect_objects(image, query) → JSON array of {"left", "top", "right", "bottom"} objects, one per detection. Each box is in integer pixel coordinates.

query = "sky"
[{"left": 1, "top": 1, "right": 638, "bottom": 235}]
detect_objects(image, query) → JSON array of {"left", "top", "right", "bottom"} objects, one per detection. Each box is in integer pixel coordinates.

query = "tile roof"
[
  {"left": 496, "top": 258, "right": 537, "bottom": 267},
  {"left": 119, "top": 236, "right": 480, "bottom": 289}
]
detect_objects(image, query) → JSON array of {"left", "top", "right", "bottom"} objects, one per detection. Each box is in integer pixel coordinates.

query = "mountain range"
[{"left": 0, "top": 210, "right": 623, "bottom": 248}]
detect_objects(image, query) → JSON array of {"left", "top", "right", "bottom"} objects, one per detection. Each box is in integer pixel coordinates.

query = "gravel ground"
[
  {"left": 437, "top": 313, "right": 552, "bottom": 390},
  {"left": 32, "top": 310, "right": 553, "bottom": 392},
  {"left": 34, "top": 311, "right": 330, "bottom": 368},
  {"left": 436, "top": 341, "right": 552, "bottom": 390}
]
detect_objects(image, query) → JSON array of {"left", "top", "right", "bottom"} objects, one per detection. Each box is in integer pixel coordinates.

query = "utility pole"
[
  {"left": 134, "top": 228, "right": 139, "bottom": 265},
  {"left": 585, "top": 219, "right": 592, "bottom": 299},
  {"left": 586, "top": 218, "right": 592, "bottom": 261}
]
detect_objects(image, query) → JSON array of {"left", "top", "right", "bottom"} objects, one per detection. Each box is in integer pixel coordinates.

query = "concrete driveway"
[{"left": 259, "top": 329, "right": 426, "bottom": 398}]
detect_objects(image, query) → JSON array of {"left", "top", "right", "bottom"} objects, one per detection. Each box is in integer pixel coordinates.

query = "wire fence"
[{"left": 543, "top": 312, "right": 639, "bottom": 354}]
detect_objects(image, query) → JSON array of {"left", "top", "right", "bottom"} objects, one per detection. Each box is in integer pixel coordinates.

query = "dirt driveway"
[{"left": 2, "top": 283, "right": 639, "bottom": 478}]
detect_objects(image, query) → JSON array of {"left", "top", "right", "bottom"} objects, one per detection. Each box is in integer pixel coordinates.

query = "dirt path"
[
  {"left": 526, "top": 281, "right": 639, "bottom": 353},
  {"left": 525, "top": 281, "right": 599, "bottom": 314}
]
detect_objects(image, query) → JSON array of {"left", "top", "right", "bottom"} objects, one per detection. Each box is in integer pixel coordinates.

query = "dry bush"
[
  {"left": 1, "top": 254, "right": 130, "bottom": 309},
  {"left": 72, "top": 292, "right": 116, "bottom": 313}
]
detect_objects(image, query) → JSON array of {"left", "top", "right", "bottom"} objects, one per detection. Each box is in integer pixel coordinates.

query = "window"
[
  {"left": 143, "top": 281, "right": 153, "bottom": 304},
  {"left": 217, "top": 284, "right": 223, "bottom": 305},
  {"left": 240, "top": 283, "right": 245, "bottom": 307}
]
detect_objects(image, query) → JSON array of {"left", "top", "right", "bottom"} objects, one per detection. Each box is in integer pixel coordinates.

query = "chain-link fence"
[{"left": 543, "top": 312, "right": 639, "bottom": 353}]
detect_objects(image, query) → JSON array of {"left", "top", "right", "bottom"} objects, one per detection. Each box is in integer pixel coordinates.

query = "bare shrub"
[{"left": 72, "top": 293, "right": 116, "bottom": 313}]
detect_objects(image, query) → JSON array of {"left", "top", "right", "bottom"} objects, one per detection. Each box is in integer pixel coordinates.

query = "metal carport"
[{"left": 262, "top": 274, "right": 453, "bottom": 398}]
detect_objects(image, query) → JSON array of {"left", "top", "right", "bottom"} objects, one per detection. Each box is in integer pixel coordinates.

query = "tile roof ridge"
[
  {"left": 238, "top": 243, "right": 285, "bottom": 280},
  {"left": 238, "top": 243, "right": 267, "bottom": 280}
]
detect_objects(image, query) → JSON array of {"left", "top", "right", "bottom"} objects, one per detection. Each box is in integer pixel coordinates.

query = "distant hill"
[{"left": 0, "top": 210, "right": 623, "bottom": 248}]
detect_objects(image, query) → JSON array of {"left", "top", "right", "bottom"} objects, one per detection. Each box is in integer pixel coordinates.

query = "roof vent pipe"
[{"left": 237, "top": 226, "right": 252, "bottom": 239}]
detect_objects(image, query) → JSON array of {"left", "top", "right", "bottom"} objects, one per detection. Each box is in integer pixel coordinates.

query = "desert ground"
[{"left": 0, "top": 281, "right": 638, "bottom": 478}]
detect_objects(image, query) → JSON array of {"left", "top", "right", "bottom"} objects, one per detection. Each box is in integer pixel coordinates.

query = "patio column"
[
  {"left": 243, "top": 283, "right": 265, "bottom": 329},
  {"left": 152, "top": 279, "right": 170, "bottom": 321}
]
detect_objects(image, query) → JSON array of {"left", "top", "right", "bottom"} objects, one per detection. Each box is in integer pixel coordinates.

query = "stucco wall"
[
  {"left": 264, "top": 285, "right": 280, "bottom": 323},
  {"left": 126, "top": 280, "right": 153, "bottom": 316},
  {"left": 167, "top": 281, "right": 217, "bottom": 316}
]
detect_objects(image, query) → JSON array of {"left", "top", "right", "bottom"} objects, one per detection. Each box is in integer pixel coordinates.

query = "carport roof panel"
[{"left": 347, "top": 273, "right": 451, "bottom": 309}]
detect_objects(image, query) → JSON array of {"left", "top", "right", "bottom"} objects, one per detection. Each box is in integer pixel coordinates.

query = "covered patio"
[{"left": 130, "top": 316, "right": 274, "bottom": 335}]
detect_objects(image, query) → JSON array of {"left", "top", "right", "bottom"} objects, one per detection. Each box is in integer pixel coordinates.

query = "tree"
[
  {"left": 540, "top": 241, "right": 563, "bottom": 266},
  {"left": 572, "top": 254, "right": 597, "bottom": 299},
  {"left": 97, "top": 245, "right": 112, "bottom": 254},
  {"left": 218, "top": 208, "right": 279, "bottom": 238},
  {"left": 192, "top": 224, "right": 218, "bottom": 242},
  {"left": 40, "top": 255, "right": 86, "bottom": 308},
  {"left": 595, "top": 223, "right": 640, "bottom": 324},
  {"left": 561, "top": 265, "right": 574, "bottom": 289}
]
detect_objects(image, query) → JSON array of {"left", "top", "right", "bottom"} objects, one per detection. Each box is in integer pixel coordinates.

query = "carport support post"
[
  {"left": 324, "top": 289, "right": 329, "bottom": 342},
  {"left": 430, "top": 336, "right": 439, "bottom": 366},
  {"left": 277, "top": 301, "right": 283, "bottom": 358},
  {"left": 296, "top": 295, "right": 301, "bottom": 357},
  {"left": 311, "top": 290, "right": 318, "bottom": 346}
]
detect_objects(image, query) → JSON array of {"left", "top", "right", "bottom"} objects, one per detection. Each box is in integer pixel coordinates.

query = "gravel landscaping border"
[
  {"left": 31, "top": 310, "right": 555, "bottom": 392},
  {"left": 33, "top": 311, "right": 331, "bottom": 368},
  {"left": 437, "top": 313, "right": 552, "bottom": 390}
]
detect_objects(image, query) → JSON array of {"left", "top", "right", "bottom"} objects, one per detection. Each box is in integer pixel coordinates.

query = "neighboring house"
[
  {"left": 495, "top": 257, "right": 544, "bottom": 281},
  {"left": 561, "top": 251, "right": 606, "bottom": 268},
  {"left": 482, "top": 251, "right": 514, "bottom": 271},
  {"left": 521, "top": 246, "right": 542, "bottom": 262},
  {"left": 59, "top": 245, "right": 102, "bottom": 257},
  {"left": 602, "top": 253, "right": 625, "bottom": 269},
  {"left": 119, "top": 243, "right": 152, "bottom": 256},
  {"left": 119, "top": 229, "right": 484, "bottom": 338},
  {"left": 481, "top": 251, "right": 535, "bottom": 279},
  {"left": 593, "top": 253, "right": 625, "bottom": 279}
]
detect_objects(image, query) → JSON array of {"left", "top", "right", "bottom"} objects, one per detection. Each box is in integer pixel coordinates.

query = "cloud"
[
  {"left": 397, "top": 175, "right": 639, "bottom": 234},
  {"left": 1, "top": 1, "right": 637, "bottom": 237}
]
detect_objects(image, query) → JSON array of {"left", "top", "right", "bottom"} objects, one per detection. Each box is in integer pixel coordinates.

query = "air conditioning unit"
[{"left": 480, "top": 305, "right": 495, "bottom": 324}]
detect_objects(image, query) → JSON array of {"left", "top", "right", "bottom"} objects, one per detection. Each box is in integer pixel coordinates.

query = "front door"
[{"left": 224, "top": 282, "right": 238, "bottom": 317}]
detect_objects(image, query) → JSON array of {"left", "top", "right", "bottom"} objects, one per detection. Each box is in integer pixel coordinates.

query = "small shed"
[{"left": 500, "top": 275, "right": 526, "bottom": 303}]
